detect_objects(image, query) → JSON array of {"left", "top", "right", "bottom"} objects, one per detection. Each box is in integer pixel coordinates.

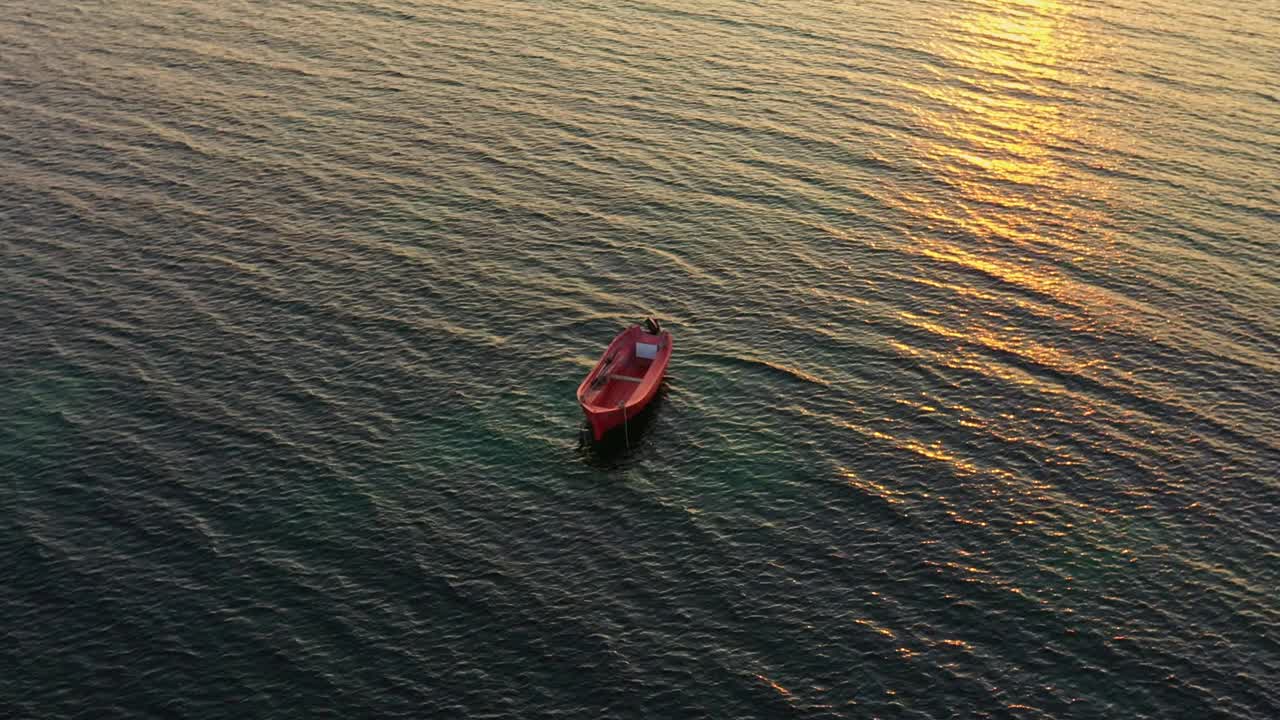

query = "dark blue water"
[{"left": 3, "top": 0, "right": 1278, "bottom": 717}]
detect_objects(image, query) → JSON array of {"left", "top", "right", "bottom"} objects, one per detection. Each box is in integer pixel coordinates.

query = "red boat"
[{"left": 577, "top": 319, "right": 672, "bottom": 441}]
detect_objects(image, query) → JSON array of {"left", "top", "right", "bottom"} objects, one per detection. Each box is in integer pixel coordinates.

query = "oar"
[{"left": 591, "top": 352, "right": 619, "bottom": 389}]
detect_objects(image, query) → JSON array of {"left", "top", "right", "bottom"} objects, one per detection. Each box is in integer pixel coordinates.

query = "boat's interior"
[{"left": 586, "top": 338, "right": 661, "bottom": 408}]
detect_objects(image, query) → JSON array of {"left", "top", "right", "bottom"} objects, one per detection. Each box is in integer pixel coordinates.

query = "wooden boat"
[{"left": 577, "top": 319, "right": 672, "bottom": 442}]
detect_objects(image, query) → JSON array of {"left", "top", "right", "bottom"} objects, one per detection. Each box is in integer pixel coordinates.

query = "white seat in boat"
[{"left": 635, "top": 342, "right": 659, "bottom": 360}]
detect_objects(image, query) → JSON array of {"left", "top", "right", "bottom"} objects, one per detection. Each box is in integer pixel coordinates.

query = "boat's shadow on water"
[{"left": 578, "top": 386, "right": 668, "bottom": 467}]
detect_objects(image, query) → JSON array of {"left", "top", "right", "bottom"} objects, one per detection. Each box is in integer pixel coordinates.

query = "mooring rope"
[{"left": 620, "top": 400, "right": 629, "bottom": 449}]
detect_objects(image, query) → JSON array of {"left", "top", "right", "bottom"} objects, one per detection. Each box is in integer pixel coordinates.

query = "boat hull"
[
  {"left": 577, "top": 324, "right": 672, "bottom": 441},
  {"left": 583, "top": 384, "right": 660, "bottom": 441}
]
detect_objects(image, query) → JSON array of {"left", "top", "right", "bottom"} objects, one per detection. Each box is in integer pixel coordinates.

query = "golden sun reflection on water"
[
  {"left": 887, "top": 0, "right": 1124, "bottom": 263},
  {"left": 906, "top": 0, "right": 1092, "bottom": 217},
  {"left": 873, "top": 0, "right": 1144, "bottom": 401}
]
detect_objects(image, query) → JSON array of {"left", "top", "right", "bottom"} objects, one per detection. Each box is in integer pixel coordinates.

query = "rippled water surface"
[{"left": 3, "top": 0, "right": 1279, "bottom": 717}]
